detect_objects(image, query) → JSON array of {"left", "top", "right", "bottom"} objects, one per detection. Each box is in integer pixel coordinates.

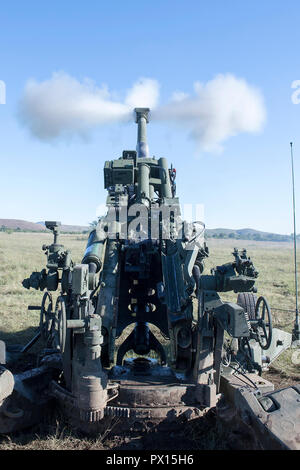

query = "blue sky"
[{"left": 0, "top": 0, "right": 300, "bottom": 234}]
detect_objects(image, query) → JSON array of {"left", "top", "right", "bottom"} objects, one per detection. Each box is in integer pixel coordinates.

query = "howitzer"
[{"left": 1, "top": 108, "right": 299, "bottom": 448}]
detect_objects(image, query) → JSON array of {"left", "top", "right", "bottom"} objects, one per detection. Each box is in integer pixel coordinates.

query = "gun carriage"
[{"left": 0, "top": 108, "right": 299, "bottom": 449}]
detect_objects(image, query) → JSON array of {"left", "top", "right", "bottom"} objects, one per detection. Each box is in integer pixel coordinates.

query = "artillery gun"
[{"left": 0, "top": 108, "right": 299, "bottom": 449}]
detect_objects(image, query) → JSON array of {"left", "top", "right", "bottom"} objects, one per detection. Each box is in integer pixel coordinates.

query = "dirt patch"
[
  {"left": 1, "top": 365, "right": 299, "bottom": 450},
  {"left": 0, "top": 408, "right": 231, "bottom": 451},
  {"left": 263, "top": 365, "right": 300, "bottom": 389}
]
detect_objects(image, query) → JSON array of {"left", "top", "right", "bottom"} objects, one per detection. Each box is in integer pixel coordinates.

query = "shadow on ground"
[{"left": 0, "top": 407, "right": 235, "bottom": 450}]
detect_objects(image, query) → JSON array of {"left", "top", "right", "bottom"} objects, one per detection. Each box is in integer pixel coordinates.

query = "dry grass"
[
  {"left": 1, "top": 233, "right": 298, "bottom": 338},
  {"left": 205, "top": 238, "right": 298, "bottom": 329},
  {"left": 0, "top": 232, "right": 87, "bottom": 345},
  {"left": 0, "top": 233, "right": 299, "bottom": 449},
  {"left": 204, "top": 239, "right": 300, "bottom": 378},
  {"left": 0, "top": 413, "right": 116, "bottom": 450}
]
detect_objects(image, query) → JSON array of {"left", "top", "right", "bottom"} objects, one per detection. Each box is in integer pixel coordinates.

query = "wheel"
[
  {"left": 237, "top": 292, "right": 257, "bottom": 320},
  {"left": 253, "top": 296, "right": 272, "bottom": 350},
  {"left": 51, "top": 296, "right": 67, "bottom": 354},
  {"left": 40, "top": 292, "right": 53, "bottom": 345},
  {"left": 237, "top": 292, "right": 258, "bottom": 358}
]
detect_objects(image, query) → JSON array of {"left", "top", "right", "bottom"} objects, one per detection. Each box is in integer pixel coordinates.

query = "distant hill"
[
  {"left": 37, "top": 222, "right": 89, "bottom": 233},
  {"left": 0, "top": 219, "right": 46, "bottom": 232},
  {"left": 0, "top": 219, "right": 296, "bottom": 241},
  {"left": 205, "top": 227, "right": 296, "bottom": 242},
  {"left": 0, "top": 219, "right": 89, "bottom": 233}
]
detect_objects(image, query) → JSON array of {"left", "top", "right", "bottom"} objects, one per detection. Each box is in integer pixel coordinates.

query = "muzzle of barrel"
[{"left": 134, "top": 108, "right": 150, "bottom": 158}]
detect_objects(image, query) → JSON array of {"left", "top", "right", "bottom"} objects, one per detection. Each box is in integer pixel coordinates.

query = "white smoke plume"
[
  {"left": 125, "top": 78, "right": 160, "bottom": 109},
  {"left": 18, "top": 73, "right": 159, "bottom": 140},
  {"left": 18, "top": 72, "right": 266, "bottom": 151},
  {"left": 152, "top": 74, "right": 266, "bottom": 152}
]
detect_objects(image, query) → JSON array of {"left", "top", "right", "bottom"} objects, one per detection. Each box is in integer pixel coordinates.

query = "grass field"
[
  {"left": 0, "top": 232, "right": 300, "bottom": 449},
  {"left": 0, "top": 233, "right": 299, "bottom": 334},
  {"left": 0, "top": 232, "right": 87, "bottom": 345},
  {"left": 0, "top": 233, "right": 299, "bottom": 369}
]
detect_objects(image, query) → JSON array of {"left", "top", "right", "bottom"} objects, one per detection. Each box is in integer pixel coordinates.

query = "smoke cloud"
[
  {"left": 152, "top": 74, "right": 266, "bottom": 152},
  {"left": 18, "top": 72, "right": 266, "bottom": 151},
  {"left": 18, "top": 73, "right": 159, "bottom": 140},
  {"left": 125, "top": 78, "right": 160, "bottom": 109}
]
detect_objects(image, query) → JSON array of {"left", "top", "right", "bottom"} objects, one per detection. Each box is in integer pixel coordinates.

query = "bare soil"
[{"left": 0, "top": 364, "right": 296, "bottom": 451}]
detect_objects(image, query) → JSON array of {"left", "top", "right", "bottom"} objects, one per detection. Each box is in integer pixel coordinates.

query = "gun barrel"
[{"left": 135, "top": 108, "right": 150, "bottom": 158}]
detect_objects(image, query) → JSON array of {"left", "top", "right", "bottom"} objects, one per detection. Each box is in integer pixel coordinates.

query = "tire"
[{"left": 237, "top": 292, "right": 257, "bottom": 320}]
